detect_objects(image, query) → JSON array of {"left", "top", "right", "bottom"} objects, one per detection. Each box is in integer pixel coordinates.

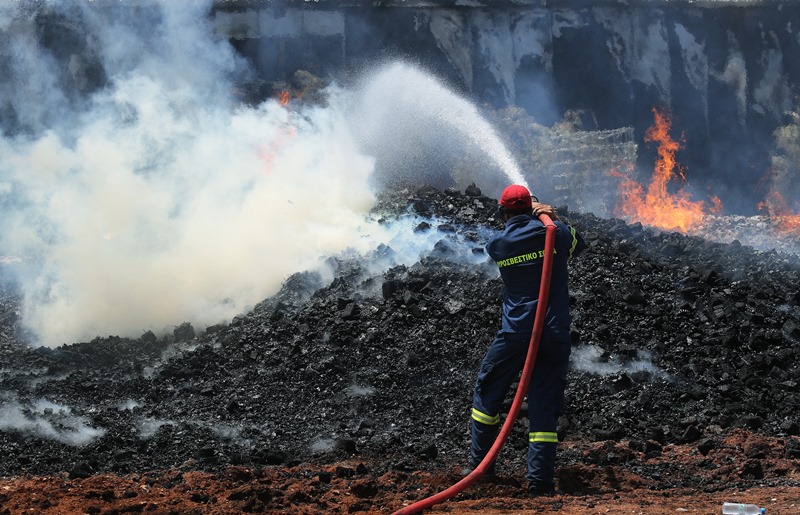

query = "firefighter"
[{"left": 468, "top": 184, "right": 586, "bottom": 497}]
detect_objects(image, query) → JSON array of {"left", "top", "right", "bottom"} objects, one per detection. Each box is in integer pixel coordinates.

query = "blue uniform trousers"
[{"left": 470, "top": 330, "right": 570, "bottom": 489}]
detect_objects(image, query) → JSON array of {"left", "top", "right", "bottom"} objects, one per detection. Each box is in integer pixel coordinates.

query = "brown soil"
[{"left": 2, "top": 430, "right": 797, "bottom": 514}]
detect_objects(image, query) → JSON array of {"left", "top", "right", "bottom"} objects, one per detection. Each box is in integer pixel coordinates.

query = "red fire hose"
[{"left": 392, "top": 213, "right": 557, "bottom": 515}]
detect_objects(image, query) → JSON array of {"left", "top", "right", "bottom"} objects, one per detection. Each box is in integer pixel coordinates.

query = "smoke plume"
[
  {"left": 0, "top": 2, "right": 377, "bottom": 345},
  {"left": 0, "top": 3, "right": 520, "bottom": 346},
  {"left": 0, "top": 398, "right": 104, "bottom": 446}
]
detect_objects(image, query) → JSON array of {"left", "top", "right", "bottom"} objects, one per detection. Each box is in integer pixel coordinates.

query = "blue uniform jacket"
[{"left": 486, "top": 214, "right": 586, "bottom": 343}]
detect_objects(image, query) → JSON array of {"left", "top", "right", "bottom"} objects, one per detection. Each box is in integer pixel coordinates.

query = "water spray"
[
  {"left": 392, "top": 213, "right": 556, "bottom": 515},
  {"left": 350, "top": 61, "right": 527, "bottom": 194}
]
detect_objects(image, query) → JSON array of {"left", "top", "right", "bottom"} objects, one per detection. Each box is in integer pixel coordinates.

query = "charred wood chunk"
[
  {"left": 697, "top": 438, "right": 716, "bottom": 456},
  {"left": 465, "top": 183, "right": 482, "bottom": 197},
  {"left": 173, "top": 322, "right": 195, "bottom": 342}
]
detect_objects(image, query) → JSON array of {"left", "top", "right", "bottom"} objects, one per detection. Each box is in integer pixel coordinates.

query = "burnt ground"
[{"left": 0, "top": 185, "right": 799, "bottom": 514}]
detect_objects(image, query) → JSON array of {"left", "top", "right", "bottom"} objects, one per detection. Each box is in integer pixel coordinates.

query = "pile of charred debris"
[{"left": 0, "top": 185, "right": 798, "bottom": 491}]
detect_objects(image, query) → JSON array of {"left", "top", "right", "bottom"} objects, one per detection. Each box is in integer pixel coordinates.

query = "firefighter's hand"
[{"left": 532, "top": 202, "right": 559, "bottom": 220}]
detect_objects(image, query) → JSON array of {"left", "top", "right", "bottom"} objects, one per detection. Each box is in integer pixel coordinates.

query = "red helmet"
[{"left": 499, "top": 184, "right": 534, "bottom": 210}]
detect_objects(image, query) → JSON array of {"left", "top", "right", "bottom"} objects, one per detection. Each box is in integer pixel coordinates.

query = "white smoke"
[
  {"left": 0, "top": 398, "right": 105, "bottom": 446},
  {"left": 310, "top": 437, "right": 336, "bottom": 454},
  {"left": 715, "top": 35, "right": 748, "bottom": 125},
  {"left": 137, "top": 417, "right": 251, "bottom": 447},
  {"left": 317, "top": 213, "right": 498, "bottom": 304},
  {"left": 137, "top": 417, "right": 175, "bottom": 439},
  {"left": 5, "top": 94, "right": 377, "bottom": 346},
  {"left": 0, "top": 4, "right": 521, "bottom": 347},
  {"left": 571, "top": 344, "right": 670, "bottom": 379},
  {"left": 0, "top": 2, "right": 377, "bottom": 346},
  {"left": 117, "top": 399, "right": 140, "bottom": 411}
]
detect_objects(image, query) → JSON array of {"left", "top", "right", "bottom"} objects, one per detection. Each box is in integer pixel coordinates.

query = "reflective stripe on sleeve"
[
  {"left": 529, "top": 431, "right": 559, "bottom": 443},
  {"left": 471, "top": 408, "right": 500, "bottom": 426},
  {"left": 568, "top": 227, "right": 579, "bottom": 260}
]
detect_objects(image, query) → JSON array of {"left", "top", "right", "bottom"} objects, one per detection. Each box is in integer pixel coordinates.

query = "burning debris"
[
  {"left": 613, "top": 107, "right": 718, "bottom": 233},
  {"left": 485, "top": 105, "right": 800, "bottom": 256},
  {"left": 601, "top": 107, "right": 800, "bottom": 256}
]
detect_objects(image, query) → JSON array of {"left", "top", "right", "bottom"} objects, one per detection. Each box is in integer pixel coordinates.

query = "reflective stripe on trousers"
[
  {"left": 530, "top": 431, "right": 559, "bottom": 443},
  {"left": 469, "top": 331, "right": 570, "bottom": 487}
]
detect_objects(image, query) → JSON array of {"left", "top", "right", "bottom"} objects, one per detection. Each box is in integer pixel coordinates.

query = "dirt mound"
[{"left": 1, "top": 434, "right": 799, "bottom": 513}]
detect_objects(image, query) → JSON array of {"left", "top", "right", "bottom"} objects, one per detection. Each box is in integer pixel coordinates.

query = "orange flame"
[
  {"left": 613, "top": 108, "right": 719, "bottom": 233},
  {"left": 259, "top": 92, "right": 296, "bottom": 173},
  {"left": 708, "top": 195, "right": 723, "bottom": 214},
  {"left": 258, "top": 124, "right": 297, "bottom": 174},
  {"left": 759, "top": 191, "right": 800, "bottom": 234}
]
